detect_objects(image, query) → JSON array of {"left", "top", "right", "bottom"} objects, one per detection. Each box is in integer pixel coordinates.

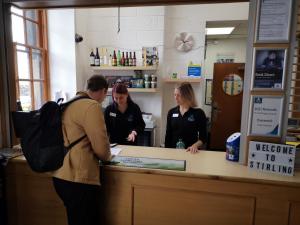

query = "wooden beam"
[{"left": 6, "top": 0, "right": 249, "bottom": 9}]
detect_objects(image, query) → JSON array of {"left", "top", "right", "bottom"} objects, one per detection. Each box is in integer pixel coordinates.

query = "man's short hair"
[{"left": 87, "top": 75, "right": 108, "bottom": 92}]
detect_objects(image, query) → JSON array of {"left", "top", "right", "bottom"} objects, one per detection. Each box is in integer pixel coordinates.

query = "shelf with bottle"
[
  {"left": 90, "top": 48, "right": 158, "bottom": 71},
  {"left": 91, "top": 65, "right": 158, "bottom": 71}
]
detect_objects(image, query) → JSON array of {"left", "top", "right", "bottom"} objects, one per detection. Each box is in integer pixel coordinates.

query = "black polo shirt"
[
  {"left": 104, "top": 101, "right": 145, "bottom": 145},
  {"left": 165, "top": 106, "right": 207, "bottom": 148}
]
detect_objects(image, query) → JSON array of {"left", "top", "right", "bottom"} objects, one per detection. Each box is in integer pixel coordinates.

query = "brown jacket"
[{"left": 53, "top": 93, "right": 111, "bottom": 185}]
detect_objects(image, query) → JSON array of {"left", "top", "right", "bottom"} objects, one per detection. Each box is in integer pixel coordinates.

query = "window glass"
[
  {"left": 11, "top": 7, "right": 23, "bottom": 16},
  {"left": 32, "top": 49, "right": 43, "bottom": 79},
  {"left": 25, "top": 10, "right": 38, "bottom": 21},
  {"left": 17, "top": 50, "right": 30, "bottom": 79},
  {"left": 26, "top": 20, "right": 39, "bottom": 47},
  {"left": 11, "top": 15, "right": 25, "bottom": 44},
  {"left": 19, "top": 81, "right": 32, "bottom": 111},
  {"left": 34, "top": 82, "right": 44, "bottom": 109}
]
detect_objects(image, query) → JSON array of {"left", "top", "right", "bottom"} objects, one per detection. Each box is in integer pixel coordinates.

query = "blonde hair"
[{"left": 176, "top": 82, "right": 197, "bottom": 107}]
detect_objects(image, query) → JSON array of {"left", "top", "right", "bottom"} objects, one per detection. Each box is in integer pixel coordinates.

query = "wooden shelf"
[
  {"left": 108, "top": 88, "right": 158, "bottom": 93},
  {"left": 91, "top": 66, "right": 158, "bottom": 71},
  {"left": 163, "top": 78, "right": 202, "bottom": 83}
]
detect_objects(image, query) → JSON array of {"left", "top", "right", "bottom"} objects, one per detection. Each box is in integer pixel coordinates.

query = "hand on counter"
[
  {"left": 127, "top": 130, "right": 137, "bottom": 142},
  {"left": 186, "top": 140, "right": 203, "bottom": 154}
]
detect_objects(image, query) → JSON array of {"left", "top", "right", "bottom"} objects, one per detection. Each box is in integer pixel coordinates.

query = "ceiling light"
[{"left": 206, "top": 27, "right": 235, "bottom": 35}]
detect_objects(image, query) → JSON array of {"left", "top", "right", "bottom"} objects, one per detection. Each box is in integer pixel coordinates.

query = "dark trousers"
[{"left": 52, "top": 177, "right": 101, "bottom": 225}]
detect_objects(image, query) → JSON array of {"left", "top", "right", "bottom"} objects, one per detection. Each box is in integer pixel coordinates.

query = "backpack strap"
[
  {"left": 64, "top": 134, "right": 87, "bottom": 152},
  {"left": 61, "top": 95, "right": 91, "bottom": 154}
]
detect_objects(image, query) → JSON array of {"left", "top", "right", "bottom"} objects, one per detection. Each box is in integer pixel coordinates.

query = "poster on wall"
[
  {"left": 252, "top": 48, "right": 286, "bottom": 90},
  {"left": 256, "top": 0, "right": 292, "bottom": 42},
  {"left": 249, "top": 96, "right": 283, "bottom": 137}
]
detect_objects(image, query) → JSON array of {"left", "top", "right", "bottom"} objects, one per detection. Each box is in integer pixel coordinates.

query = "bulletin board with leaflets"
[{"left": 245, "top": 0, "right": 296, "bottom": 176}]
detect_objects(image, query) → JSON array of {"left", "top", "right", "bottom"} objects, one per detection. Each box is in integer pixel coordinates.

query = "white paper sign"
[
  {"left": 249, "top": 96, "right": 283, "bottom": 136},
  {"left": 248, "top": 141, "right": 296, "bottom": 176},
  {"left": 257, "top": 0, "right": 292, "bottom": 42}
]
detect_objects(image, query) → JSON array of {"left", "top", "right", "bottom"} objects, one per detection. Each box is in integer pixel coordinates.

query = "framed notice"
[
  {"left": 252, "top": 48, "right": 287, "bottom": 90},
  {"left": 249, "top": 96, "right": 283, "bottom": 137},
  {"left": 255, "top": 0, "right": 292, "bottom": 42}
]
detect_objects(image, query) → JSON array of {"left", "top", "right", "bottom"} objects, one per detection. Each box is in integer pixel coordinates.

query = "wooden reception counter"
[{"left": 4, "top": 146, "right": 300, "bottom": 225}]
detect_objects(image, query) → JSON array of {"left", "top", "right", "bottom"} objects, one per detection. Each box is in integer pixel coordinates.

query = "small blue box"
[{"left": 188, "top": 66, "right": 201, "bottom": 77}]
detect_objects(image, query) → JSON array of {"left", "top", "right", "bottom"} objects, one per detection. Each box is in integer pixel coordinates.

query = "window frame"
[{"left": 11, "top": 8, "right": 49, "bottom": 111}]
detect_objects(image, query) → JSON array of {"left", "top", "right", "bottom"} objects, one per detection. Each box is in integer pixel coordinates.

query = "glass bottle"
[
  {"left": 176, "top": 139, "right": 185, "bottom": 149},
  {"left": 94, "top": 48, "right": 100, "bottom": 66},
  {"left": 89, "top": 49, "right": 95, "bottom": 66}
]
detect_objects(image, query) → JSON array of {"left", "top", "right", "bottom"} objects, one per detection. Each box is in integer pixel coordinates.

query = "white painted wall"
[{"left": 48, "top": 9, "right": 77, "bottom": 101}]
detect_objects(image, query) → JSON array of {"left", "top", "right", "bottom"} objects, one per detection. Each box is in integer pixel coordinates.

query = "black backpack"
[{"left": 12, "top": 96, "right": 90, "bottom": 173}]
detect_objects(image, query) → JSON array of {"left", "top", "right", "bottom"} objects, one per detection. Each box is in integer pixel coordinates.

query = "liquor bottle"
[
  {"left": 121, "top": 52, "right": 125, "bottom": 66},
  {"left": 94, "top": 48, "right": 100, "bottom": 66},
  {"left": 89, "top": 49, "right": 95, "bottom": 66},
  {"left": 133, "top": 51, "right": 136, "bottom": 66},
  {"left": 129, "top": 52, "right": 133, "bottom": 66},
  {"left": 125, "top": 52, "right": 129, "bottom": 66},
  {"left": 112, "top": 50, "right": 117, "bottom": 66},
  {"left": 117, "top": 50, "right": 121, "bottom": 66}
]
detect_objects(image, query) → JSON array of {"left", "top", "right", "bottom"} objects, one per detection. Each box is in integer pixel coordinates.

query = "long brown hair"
[
  {"left": 176, "top": 82, "right": 197, "bottom": 107},
  {"left": 112, "top": 83, "right": 133, "bottom": 103}
]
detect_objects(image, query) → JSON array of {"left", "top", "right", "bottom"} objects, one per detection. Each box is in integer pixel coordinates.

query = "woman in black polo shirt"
[
  {"left": 165, "top": 82, "right": 207, "bottom": 153},
  {"left": 104, "top": 83, "right": 145, "bottom": 145}
]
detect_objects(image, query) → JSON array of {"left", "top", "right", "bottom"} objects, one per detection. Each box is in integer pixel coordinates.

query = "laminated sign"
[{"left": 248, "top": 141, "right": 296, "bottom": 176}]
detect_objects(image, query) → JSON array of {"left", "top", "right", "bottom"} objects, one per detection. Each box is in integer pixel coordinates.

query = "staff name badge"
[
  {"left": 110, "top": 112, "right": 116, "bottom": 117},
  {"left": 248, "top": 141, "right": 296, "bottom": 176},
  {"left": 172, "top": 113, "right": 179, "bottom": 118}
]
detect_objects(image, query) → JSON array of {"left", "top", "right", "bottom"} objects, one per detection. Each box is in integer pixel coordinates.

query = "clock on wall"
[{"left": 174, "top": 32, "right": 194, "bottom": 52}]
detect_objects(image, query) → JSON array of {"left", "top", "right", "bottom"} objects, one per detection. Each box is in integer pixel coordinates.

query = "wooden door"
[{"left": 210, "top": 63, "right": 244, "bottom": 150}]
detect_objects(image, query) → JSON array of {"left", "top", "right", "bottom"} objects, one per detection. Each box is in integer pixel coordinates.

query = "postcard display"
[{"left": 247, "top": 0, "right": 294, "bottom": 175}]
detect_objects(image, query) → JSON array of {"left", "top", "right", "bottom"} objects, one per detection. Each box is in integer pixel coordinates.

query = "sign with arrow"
[{"left": 248, "top": 141, "right": 296, "bottom": 176}]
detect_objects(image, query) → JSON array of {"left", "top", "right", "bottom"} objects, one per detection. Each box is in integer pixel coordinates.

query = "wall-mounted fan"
[{"left": 174, "top": 32, "right": 194, "bottom": 52}]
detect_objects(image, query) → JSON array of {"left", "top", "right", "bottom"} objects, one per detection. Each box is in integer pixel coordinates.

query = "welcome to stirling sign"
[{"left": 248, "top": 141, "right": 296, "bottom": 176}]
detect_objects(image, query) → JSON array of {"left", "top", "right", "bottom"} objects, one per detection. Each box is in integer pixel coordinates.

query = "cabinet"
[{"left": 91, "top": 66, "right": 158, "bottom": 93}]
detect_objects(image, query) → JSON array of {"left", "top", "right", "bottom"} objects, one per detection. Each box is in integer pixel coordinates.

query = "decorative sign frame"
[
  {"left": 255, "top": 0, "right": 293, "bottom": 43},
  {"left": 248, "top": 141, "right": 296, "bottom": 176},
  {"left": 248, "top": 95, "right": 284, "bottom": 137},
  {"left": 251, "top": 47, "right": 287, "bottom": 90}
]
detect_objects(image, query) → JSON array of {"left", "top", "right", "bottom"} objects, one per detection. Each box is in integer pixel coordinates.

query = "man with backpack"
[{"left": 52, "top": 75, "right": 111, "bottom": 225}]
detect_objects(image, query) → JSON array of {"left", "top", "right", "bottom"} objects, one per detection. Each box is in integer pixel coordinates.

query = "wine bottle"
[
  {"left": 95, "top": 48, "right": 100, "bottom": 66},
  {"left": 90, "top": 49, "right": 95, "bottom": 66},
  {"left": 121, "top": 52, "right": 125, "bottom": 66},
  {"left": 113, "top": 50, "right": 117, "bottom": 66},
  {"left": 125, "top": 52, "right": 129, "bottom": 66},
  {"left": 133, "top": 51, "right": 136, "bottom": 66},
  {"left": 116, "top": 50, "right": 121, "bottom": 66}
]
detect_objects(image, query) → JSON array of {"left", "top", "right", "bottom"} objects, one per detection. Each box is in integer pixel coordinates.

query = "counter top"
[{"left": 8, "top": 145, "right": 300, "bottom": 187}]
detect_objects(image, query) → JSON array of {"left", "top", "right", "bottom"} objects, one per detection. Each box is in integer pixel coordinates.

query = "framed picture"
[
  {"left": 205, "top": 79, "right": 212, "bottom": 105},
  {"left": 248, "top": 95, "right": 284, "bottom": 137},
  {"left": 251, "top": 48, "right": 287, "bottom": 90},
  {"left": 255, "top": 0, "right": 292, "bottom": 43}
]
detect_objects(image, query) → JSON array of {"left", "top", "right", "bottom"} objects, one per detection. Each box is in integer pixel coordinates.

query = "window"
[{"left": 11, "top": 6, "right": 48, "bottom": 111}]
